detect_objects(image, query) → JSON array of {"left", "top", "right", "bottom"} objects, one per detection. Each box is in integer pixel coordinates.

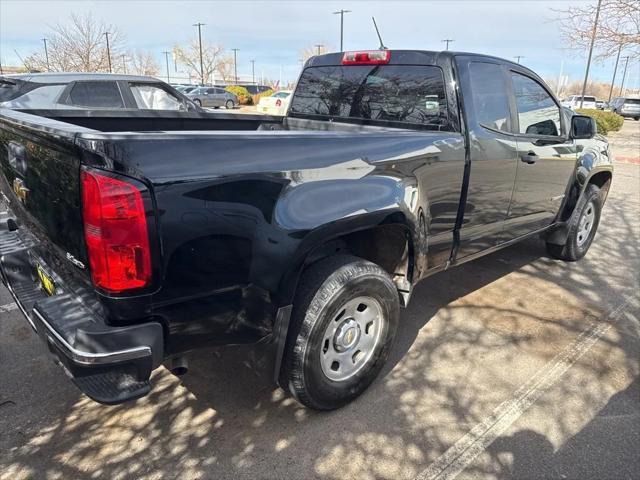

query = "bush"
[
  {"left": 575, "top": 109, "right": 624, "bottom": 135},
  {"left": 251, "top": 89, "right": 274, "bottom": 106},
  {"left": 225, "top": 85, "right": 252, "bottom": 105}
]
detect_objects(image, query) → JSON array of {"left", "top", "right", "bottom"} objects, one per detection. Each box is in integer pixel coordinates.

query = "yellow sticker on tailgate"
[{"left": 36, "top": 264, "right": 56, "bottom": 296}]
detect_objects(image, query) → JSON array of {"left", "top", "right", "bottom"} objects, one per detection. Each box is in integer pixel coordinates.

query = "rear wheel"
[
  {"left": 225, "top": 99, "right": 235, "bottom": 109},
  {"left": 281, "top": 255, "right": 399, "bottom": 410},
  {"left": 546, "top": 184, "right": 602, "bottom": 261}
]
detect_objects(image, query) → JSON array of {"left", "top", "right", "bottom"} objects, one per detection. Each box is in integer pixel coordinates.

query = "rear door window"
[
  {"left": 289, "top": 65, "right": 449, "bottom": 129},
  {"left": 0, "top": 84, "right": 66, "bottom": 108},
  {"left": 468, "top": 62, "right": 511, "bottom": 132},
  {"left": 68, "top": 81, "right": 124, "bottom": 108}
]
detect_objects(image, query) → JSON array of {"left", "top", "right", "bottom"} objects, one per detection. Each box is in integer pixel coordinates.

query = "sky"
[{"left": 0, "top": 0, "right": 638, "bottom": 88}]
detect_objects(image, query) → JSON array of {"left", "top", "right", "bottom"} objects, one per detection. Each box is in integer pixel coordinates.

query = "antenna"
[{"left": 372, "top": 17, "right": 387, "bottom": 50}]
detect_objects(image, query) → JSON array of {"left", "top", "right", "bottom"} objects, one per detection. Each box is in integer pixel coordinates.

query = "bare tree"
[
  {"left": 25, "top": 13, "right": 124, "bottom": 72},
  {"left": 555, "top": 0, "right": 639, "bottom": 61},
  {"left": 173, "top": 39, "right": 230, "bottom": 84},
  {"left": 129, "top": 50, "right": 159, "bottom": 76}
]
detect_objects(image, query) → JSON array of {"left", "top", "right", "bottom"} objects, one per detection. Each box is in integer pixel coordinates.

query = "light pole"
[
  {"left": 250, "top": 59, "right": 255, "bottom": 84},
  {"left": 163, "top": 51, "right": 171, "bottom": 83},
  {"left": 231, "top": 48, "right": 240, "bottom": 84},
  {"left": 514, "top": 55, "right": 524, "bottom": 64},
  {"left": 608, "top": 43, "right": 624, "bottom": 102},
  {"left": 579, "top": 0, "right": 602, "bottom": 108},
  {"left": 441, "top": 39, "right": 454, "bottom": 50},
  {"left": 619, "top": 56, "right": 630, "bottom": 96},
  {"left": 121, "top": 54, "right": 127, "bottom": 74},
  {"left": 332, "top": 9, "right": 351, "bottom": 52},
  {"left": 193, "top": 22, "right": 205, "bottom": 85},
  {"left": 315, "top": 44, "right": 324, "bottom": 55},
  {"left": 42, "top": 38, "right": 50, "bottom": 71},
  {"left": 104, "top": 32, "right": 112, "bottom": 73}
]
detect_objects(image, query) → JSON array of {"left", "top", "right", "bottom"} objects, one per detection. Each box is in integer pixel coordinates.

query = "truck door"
[
  {"left": 503, "top": 70, "right": 577, "bottom": 238},
  {"left": 453, "top": 58, "right": 519, "bottom": 259}
]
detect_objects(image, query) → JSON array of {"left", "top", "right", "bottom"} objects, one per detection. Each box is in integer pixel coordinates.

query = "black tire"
[
  {"left": 225, "top": 99, "right": 235, "bottom": 109},
  {"left": 281, "top": 255, "right": 399, "bottom": 410},
  {"left": 546, "top": 184, "right": 602, "bottom": 261},
  {"left": 193, "top": 99, "right": 202, "bottom": 107},
  {"left": 634, "top": 116, "right": 639, "bottom": 121}
]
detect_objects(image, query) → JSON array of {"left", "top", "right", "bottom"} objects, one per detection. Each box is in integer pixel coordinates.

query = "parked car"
[
  {"left": 257, "top": 90, "right": 292, "bottom": 115},
  {"left": 0, "top": 50, "right": 612, "bottom": 410},
  {"left": 186, "top": 86, "right": 237, "bottom": 109},
  {"left": 181, "top": 86, "right": 199, "bottom": 94},
  {"left": 609, "top": 96, "right": 640, "bottom": 120},
  {"left": 0, "top": 73, "right": 200, "bottom": 111},
  {"left": 596, "top": 100, "right": 608, "bottom": 110},
  {"left": 561, "top": 95, "right": 597, "bottom": 110}
]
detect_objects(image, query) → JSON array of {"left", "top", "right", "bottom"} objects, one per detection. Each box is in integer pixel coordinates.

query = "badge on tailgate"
[{"left": 36, "top": 264, "right": 56, "bottom": 296}]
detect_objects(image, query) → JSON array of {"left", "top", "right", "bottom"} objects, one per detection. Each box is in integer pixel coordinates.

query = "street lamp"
[
  {"left": 619, "top": 56, "right": 630, "bottom": 96},
  {"left": 579, "top": 0, "right": 602, "bottom": 108},
  {"left": 42, "top": 38, "right": 50, "bottom": 71},
  {"left": 441, "top": 39, "right": 454, "bottom": 51},
  {"left": 314, "top": 44, "right": 324, "bottom": 56},
  {"left": 163, "top": 51, "right": 171, "bottom": 83},
  {"left": 193, "top": 22, "right": 205, "bottom": 85},
  {"left": 231, "top": 48, "right": 240, "bottom": 84},
  {"left": 104, "top": 32, "right": 112, "bottom": 73},
  {"left": 121, "top": 54, "right": 127, "bottom": 74},
  {"left": 332, "top": 9, "right": 351, "bottom": 52},
  {"left": 250, "top": 59, "right": 255, "bottom": 84},
  {"left": 514, "top": 55, "right": 525, "bottom": 64}
]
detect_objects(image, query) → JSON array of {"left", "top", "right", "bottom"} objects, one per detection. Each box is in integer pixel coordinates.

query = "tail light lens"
[
  {"left": 81, "top": 170, "right": 152, "bottom": 292},
  {"left": 342, "top": 50, "right": 391, "bottom": 65},
  {"left": 275, "top": 99, "right": 282, "bottom": 107}
]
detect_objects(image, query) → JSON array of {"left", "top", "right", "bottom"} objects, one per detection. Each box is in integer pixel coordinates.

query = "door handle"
[{"left": 520, "top": 152, "right": 539, "bottom": 164}]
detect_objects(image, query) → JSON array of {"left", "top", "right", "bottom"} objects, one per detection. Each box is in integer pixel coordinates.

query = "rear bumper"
[{"left": 0, "top": 209, "right": 163, "bottom": 404}]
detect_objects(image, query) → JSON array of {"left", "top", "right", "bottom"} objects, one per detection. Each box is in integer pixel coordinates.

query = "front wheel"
[
  {"left": 225, "top": 99, "right": 235, "bottom": 109},
  {"left": 547, "top": 184, "right": 602, "bottom": 261},
  {"left": 281, "top": 255, "right": 399, "bottom": 410},
  {"left": 193, "top": 99, "right": 202, "bottom": 107}
]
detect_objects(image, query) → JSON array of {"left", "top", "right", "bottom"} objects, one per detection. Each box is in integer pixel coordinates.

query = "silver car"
[{"left": 186, "top": 87, "right": 237, "bottom": 109}]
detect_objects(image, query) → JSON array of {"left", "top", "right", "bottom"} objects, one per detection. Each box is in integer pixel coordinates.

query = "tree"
[
  {"left": 24, "top": 13, "right": 124, "bottom": 72},
  {"left": 129, "top": 50, "right": 159, "bottom": 76},
  {"left": 173, "top": 39, "right": 230, "bottom": 84},
  {"left": 555, "top": 0, "right": 639, "bottom": 61}
]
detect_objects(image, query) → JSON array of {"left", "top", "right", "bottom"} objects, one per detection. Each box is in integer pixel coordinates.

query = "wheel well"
[
  {"left": 305, "top": 224, "right": 413, "bottom": 302},
  {"left": 588, "top": 171, "right": 612, "bottom": 192}
]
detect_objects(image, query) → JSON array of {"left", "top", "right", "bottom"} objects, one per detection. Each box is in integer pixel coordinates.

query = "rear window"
[
  {"left": 0, "top": 84, "right": 65, "bottom": 108},
  {"left": 68, "top": 81, "right": 124, "bottom": 108},
  {"left": 289, "top": 65, "right": 450, "bottom": 130},
  {"left": 624, "top": 98, "right": 640, "bottom": 105}
]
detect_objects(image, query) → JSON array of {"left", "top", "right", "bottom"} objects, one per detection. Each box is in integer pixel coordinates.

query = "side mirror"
[{"left": 571, "top": 115, "right": 596, "bottom": 139}]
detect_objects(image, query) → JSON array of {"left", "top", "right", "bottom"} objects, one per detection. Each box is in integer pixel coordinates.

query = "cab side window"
[
  {"left": 511, "top": 73, "right": 561, "bottom": 136},
  {"left": 468, "top": 62, "right": 511, "bottom": 132}
]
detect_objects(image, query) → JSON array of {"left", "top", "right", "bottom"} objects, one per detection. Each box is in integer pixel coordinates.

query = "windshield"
[{"left": 289, "top": 64, "right": 450, "bottom": 130}]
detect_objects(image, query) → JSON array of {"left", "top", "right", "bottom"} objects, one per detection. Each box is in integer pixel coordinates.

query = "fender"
[{"left": 546, "top": 136, "right": 612, "bottom": 245}]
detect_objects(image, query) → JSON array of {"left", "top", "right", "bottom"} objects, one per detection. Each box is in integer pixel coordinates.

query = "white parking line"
[
  {"left": 0, "top": 302, "right": 18, "bottom": 313},
  {"left": 415, "top": 296, "right": 638, "bottom": 480}
]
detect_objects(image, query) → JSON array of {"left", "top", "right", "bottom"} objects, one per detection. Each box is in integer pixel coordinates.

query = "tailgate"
[{"left": 0, "top": 110, "right": 91, "bottom": 287}]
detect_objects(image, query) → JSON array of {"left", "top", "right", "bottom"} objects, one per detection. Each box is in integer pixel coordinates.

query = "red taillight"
[
  {"left": 81, "top": 170, "right": 151, "bottom": 292},
  {"left": 342, "top": 50, "right": 391, "bottom": 65},
  {"left": 275, "top": 99, "right": 282, "bottom": 107}
]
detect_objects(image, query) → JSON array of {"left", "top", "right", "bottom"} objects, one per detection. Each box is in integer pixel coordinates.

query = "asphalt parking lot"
[{"left": 1, "top": 124, "right": 638, "bottom": 480}]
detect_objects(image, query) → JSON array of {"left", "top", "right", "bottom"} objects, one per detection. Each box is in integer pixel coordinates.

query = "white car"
[
  {"left": 561, "top": 95, "right": 597, "bottom": 110},
  {"left": 257, "top": 90, "right": 292, "bottom": 115}
]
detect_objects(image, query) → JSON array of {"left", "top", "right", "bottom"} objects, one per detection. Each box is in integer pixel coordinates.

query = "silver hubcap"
[
  {"left": 577, "top": 201, "right": 595, "bottom": 247},
  {"left": 320, "top": 296, "right": 385, "bottom": 382}
]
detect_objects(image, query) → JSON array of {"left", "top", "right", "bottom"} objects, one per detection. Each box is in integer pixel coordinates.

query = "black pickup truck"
[{"left": 0, "top": 50, "right": 612, "bottom": 410}]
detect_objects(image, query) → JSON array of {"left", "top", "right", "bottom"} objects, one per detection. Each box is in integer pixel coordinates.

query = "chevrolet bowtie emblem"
[{"left": 12, "top": 178, "right": 29, "bottom": 202}]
